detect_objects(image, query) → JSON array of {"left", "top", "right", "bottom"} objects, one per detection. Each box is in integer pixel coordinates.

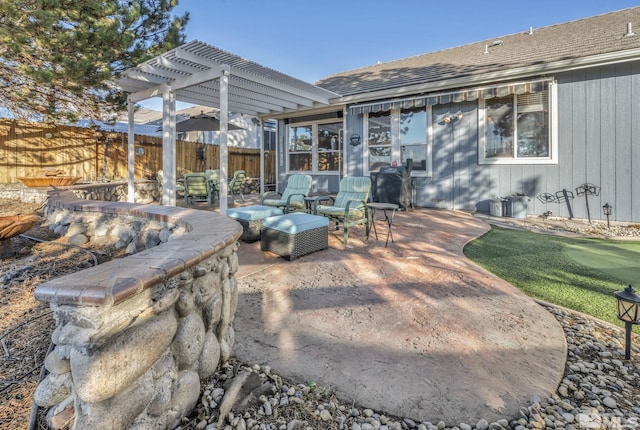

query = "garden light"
[
  {"left": 614, "top": 285, "right": 640, "bottom": 360},
  {"left": 602, "top": 203, "right": 612, "bottom": 229}
]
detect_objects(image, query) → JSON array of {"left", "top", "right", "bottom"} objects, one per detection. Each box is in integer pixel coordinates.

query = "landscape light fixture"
[
  {"left": 602, "top": 203, "right": 612, "bottom": 229},
  {"left": 614, "top": 285, "right": 640, "bottom": 360}
]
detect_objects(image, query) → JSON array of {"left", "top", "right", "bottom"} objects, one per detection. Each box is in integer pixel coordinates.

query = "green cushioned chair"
[
  {"left": 316, "top": 176, "right": 371, "bottom": 245},
  {"left": 261, "top": 174, "right": 313, "bottom": 213},
  {"left": 228, "top": 170, "right": 246, "bottom": 203},
  {"left": 156, "top": 170, "right": 185, "bottom": 197},
  {"left": 183, "top": 173, "right": 214, "bottom": 205}
]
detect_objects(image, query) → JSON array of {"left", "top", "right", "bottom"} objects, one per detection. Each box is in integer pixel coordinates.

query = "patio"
[{"left": 185, "top": 195, "right": 567, "bottom": 424}]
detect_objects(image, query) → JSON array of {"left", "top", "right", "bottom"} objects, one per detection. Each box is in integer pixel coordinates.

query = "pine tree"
[{"left": 0, "top": 0, "right": 189, "bottom": 122}]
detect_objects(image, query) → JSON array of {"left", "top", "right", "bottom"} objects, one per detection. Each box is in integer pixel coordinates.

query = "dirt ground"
[{"left": 0, "top": 199, "right": 125, "bottom": 429}]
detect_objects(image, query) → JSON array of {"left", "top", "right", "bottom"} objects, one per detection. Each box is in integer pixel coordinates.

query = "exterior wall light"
[
  {"left": 602, "top": 203, "right": 612, "bottom": 229},
  {"left": 349, "top": 134, "right": 361, "bottom": 146},
  {"left": 614, "top": 285, "right": 640, "bottom": 360}
]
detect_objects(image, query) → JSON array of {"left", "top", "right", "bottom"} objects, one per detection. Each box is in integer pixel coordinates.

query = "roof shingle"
[{"left": 316, "top": 7, "right": 640, "bottom": 97}]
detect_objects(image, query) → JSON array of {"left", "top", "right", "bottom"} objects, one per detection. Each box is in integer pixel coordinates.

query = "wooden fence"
[{"left": 0, "top": 119, "right": 275, "bottom": 184}]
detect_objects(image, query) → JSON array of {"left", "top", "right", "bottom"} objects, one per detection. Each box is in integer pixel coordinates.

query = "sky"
[{"left": 140, "top": 0, "right": 640, "bottom": 111}]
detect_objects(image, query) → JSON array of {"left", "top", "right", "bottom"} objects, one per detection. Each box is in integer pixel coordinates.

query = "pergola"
[{"left": 116, "top": 40, "right": 339, "bottom": 212}]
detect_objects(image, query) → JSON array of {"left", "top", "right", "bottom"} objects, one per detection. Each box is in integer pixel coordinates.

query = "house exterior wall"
[
  {"left": 275, "top": 61, "right": 640, "bottom": 222},
  {"left": 470, "top": 62, "right": 640, "bottom": 223}
]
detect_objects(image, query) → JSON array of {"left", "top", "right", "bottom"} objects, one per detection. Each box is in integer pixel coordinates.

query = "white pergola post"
[
  {"left": 127, "top": 99, "right": 136, "bottom": 202},
  {"left": 218, "top": 66, "right": 230, "bottom": 213},
  {"left": 259, "top": 118, "right": 265, "bottom": 195},
  {"left": 162, "top": 88, "right": 177, "bottom": 206}
]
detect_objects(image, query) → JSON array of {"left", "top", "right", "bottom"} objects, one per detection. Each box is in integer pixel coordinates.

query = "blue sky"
[{"left": 141, "top": 0, "right": 639, "bottom": 111}]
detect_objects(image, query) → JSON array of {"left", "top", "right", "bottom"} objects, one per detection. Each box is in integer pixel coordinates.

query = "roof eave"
[{"left": 332, "top": 48, "right": 640, "bottom": 105}]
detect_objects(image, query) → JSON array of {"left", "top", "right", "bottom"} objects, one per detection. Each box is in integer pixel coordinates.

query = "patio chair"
[
  {"left": 261, "top": 174, "right": 312, "bottom": 213},
  {"left": 205, "top": 169, "right": 220, "bottom": 198},
  {"left": 228, "top": 170, "right": 246, "bottom": 203},
  {"left": 316, "top": 176, "right": 371, "bottom": 245},
  {"left": 183, "top": 173, "right": 214, "bottom": 205},
  {"left": 156, "top": 170, "right": 185, "bottom": 197}
]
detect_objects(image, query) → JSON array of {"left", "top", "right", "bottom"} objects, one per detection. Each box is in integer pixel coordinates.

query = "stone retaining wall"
[
  {"left": 0, "top": 180, "right": 161, "bottom": 205},
  {"left": 0, "top": 178, "right": 261, "bottom": 207},
  {"left": 33, "top": 191, "right": 242, "bottom": 429}
]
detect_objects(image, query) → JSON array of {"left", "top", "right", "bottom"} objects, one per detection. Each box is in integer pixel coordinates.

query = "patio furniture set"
[
  {"left": 158, "top": 169, "right": 247, "bottom": 206},
  {"left": 226, "top": 174, "right": 400, "bottom": 260}
]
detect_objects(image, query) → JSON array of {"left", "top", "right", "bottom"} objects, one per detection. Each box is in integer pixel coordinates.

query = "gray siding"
[
  {"left": 417, "top": 62, "right": 640, "bottom": 222},
  {"left": 277, "top": 61, "right": 640, "bottom": 222}
]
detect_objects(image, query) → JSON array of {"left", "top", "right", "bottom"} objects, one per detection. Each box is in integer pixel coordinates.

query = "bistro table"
[
  {"left": 304, "top": 195, "right": 335, "bottom": 214},
  {"left": 366, "top": 202, "right": 399, "bottom": 247}
]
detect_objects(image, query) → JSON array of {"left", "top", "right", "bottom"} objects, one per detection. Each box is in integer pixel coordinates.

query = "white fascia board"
[{"left": 336, "top": 48, "right": 640, "bottom": 105}]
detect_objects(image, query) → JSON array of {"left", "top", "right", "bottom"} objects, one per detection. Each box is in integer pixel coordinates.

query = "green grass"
[{"left": 463, "top": 226, "right": 640, "bottom": 331}]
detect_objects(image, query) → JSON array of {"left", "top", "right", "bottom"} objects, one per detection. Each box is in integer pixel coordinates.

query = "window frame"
[
  {"left": 479, "top": 81, "right": 558, "bottom": 165},
  {"left": 286, "top": 119, "right": 344, "bottom": 174},
  {"left": 364, "top": 106, "right": 433, "bottom": 177}
]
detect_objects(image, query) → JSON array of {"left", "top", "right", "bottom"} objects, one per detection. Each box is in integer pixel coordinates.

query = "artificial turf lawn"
[{"left": 463, "top": 226, "right": 640, "bottom": 331}]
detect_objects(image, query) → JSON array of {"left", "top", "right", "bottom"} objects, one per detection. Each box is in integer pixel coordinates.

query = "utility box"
[
  {"left": 489, "top": 198, "right": 506, "bottom": 217},
  {"left": 506, "top": 195, "right": 528, "bottom": 219}
]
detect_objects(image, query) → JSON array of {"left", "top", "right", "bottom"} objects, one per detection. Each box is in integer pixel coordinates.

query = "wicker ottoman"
[
  {"left": 226, "top": 205, "right": 283, "bottom": 242},
  {"left": 261, "top": 213, "right": 329, "bottom": 260}
]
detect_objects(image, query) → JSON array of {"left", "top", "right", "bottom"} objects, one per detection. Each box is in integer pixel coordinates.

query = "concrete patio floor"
[{"left": 208, "top": 197, "right": 567, "bottom": 425}]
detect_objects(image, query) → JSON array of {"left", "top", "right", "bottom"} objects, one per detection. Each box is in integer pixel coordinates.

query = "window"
[
  {"left": 400, "top": 108, "right": 428, "bottom": 171},
  {"left": 287, "top": 121, "right": 342, "bottom": 172},
  {"left": 317, "top": 123, "right": 342, "bottom": 171},
  {"left": 367, "top": 112, "right": 392, "bottom": 171},
  {"left": 288, "top": 125, "right": 312, "bottom": 171},
  {"left": 480, "top": 82, "right": 557, "bottom": 164},
  {"left": 366, "top": 107, "right": 431, "bottom": 175}
]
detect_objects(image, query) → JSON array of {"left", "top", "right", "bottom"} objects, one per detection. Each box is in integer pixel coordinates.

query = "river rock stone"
[
  {"left": 71, "top": 310, "right": 177, "bottom": 403},
  {"left": 172, "top": 312, "right": 206, "bottom": 369}
]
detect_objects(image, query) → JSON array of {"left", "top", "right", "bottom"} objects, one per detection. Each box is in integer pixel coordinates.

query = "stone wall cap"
[{"left": 34, "top": 191, "right": 242, "bottom": 307}]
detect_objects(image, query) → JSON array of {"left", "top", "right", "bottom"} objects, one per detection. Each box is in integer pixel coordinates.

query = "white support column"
[
  {"left": 259, "top": 118, "right": 265, "bottom": 195},
  {"left": 162, "top": 88, "right": 177, "bottom": 206},
  {"left": 127, "top": 99, "right": 136, "bottom": 203},
  {"left": 218, "top": 66, "right": 230, "bottom": 213}
]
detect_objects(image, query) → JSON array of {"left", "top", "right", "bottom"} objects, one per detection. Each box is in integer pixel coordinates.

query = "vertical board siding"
[
  {"left": 585, "top": 68, "right": 602, "bottom": 217},
  {"left": 614, "top": 62, "right": 633, "bottom": 222},
  {"left": 600, "top": 66, "right": 618, "bottom": 221},
  {"left": 631, "top": 62, "right": 640, "bottom": 222},
  {"left": 0, "top": 119, "right": 275, "bottom": 184}
]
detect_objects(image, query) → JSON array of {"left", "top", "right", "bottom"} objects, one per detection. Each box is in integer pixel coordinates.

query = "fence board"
[{"left": 0, "top": 119, "right": 274, "bottom": 184}]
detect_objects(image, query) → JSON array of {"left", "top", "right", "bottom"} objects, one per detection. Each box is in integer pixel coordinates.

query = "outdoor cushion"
[
  {"left": 262, "top": 174, "right": 312, "bottom": 213},
  {"left": 317, "top": 206, "right": 365, "bottom": 218},
  {"left": 316, "top": 176, "right": 371, "bottom": 245},
  {"left": 227, "top": 205, "right": 283, "bottom": 221},
  {"left": 262, "top": 213, "right": 329, "bottom": 234}
]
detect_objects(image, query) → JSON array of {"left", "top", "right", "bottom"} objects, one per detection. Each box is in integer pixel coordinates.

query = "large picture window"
[
  {"left": 480, "top": 82, "right": 557, "bottom": 164},
  {"left": 287, "top": 121, "right": 342, "bottom": 173}
]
